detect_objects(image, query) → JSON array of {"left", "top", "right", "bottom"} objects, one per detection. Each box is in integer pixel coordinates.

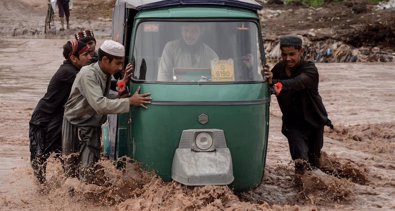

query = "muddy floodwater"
[{"left": 0, "top": 38, "right": 394, "bottom": 210}]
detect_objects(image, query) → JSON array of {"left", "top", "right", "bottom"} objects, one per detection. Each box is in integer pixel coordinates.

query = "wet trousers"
[
  {"left": 29, "top": 117, "right": 63, "bottom": 184},
  {"left": 62, "top": 118, "right": 79, "bottom": 177},
  {"left": 281, "top": 121, "right": 324, "bottom": 170},
  {"left": 62, "top": 118, "right": 101, "bottom": 183}
]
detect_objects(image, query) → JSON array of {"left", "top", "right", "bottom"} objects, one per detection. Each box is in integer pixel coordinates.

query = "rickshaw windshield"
[{"left": 132, "top": 21, "right": 264, "bottom": 83}]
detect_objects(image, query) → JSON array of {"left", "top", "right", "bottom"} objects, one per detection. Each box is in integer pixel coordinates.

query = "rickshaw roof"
[{"left": 119, "top": 0, "right": 262, "bottom": 11}]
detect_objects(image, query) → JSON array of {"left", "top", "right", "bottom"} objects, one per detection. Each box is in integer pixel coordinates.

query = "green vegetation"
[
  {"left": 284, "top": 0, "right": 388, "bottom": 7},
  {"left": 285, "top": 0, "right": 325, "bottom": 7}
]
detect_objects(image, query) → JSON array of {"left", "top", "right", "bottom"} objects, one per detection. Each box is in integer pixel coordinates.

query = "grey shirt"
[
  {"left": 64, "top": 62, "right": 129, "bottom": 127},
  {"left": 157, "top": 40, "right": 218, "bottom": 81}
]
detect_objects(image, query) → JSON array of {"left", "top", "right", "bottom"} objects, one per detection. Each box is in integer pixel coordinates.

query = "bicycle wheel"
[
  {"left": 44, "top": 3, "right": 51, "bottom": 33},
  {"left": 45, "top": 3, "right": 55, "bottom": 33},
  {"left": 49, "top": 6, "right": 54, "bottom": 29}
]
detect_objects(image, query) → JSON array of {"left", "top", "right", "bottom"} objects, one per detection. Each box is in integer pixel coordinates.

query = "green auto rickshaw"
[{"left": 103, "top": 0, "right": 270, "bottom": 191}]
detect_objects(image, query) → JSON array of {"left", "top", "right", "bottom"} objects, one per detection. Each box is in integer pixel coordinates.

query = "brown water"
[{"left": 1, "top": 38, "right": 394, "bottom": 210}]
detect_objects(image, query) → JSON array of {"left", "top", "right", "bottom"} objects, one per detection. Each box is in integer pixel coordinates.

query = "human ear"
[
  {"left": 298, "top": 48, "right": 305, "bottom": 57},
  {"left": 102, "top": 56, "right": 110, "bottom": 65},
  {"left": 70, "top": 55, "right": 78, "bottom": 63}
]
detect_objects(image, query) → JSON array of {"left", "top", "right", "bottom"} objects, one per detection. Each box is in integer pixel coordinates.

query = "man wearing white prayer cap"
[
  {"left": 100, "top": 40, "right": 125, "bottom": 57},
  {"left": 62, "top": 40, "right": 152, "bottom": 183}
]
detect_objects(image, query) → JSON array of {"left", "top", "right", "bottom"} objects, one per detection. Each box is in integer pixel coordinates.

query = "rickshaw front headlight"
[{"left": 195, "top": 132, "right": 213, "bottom": 151}]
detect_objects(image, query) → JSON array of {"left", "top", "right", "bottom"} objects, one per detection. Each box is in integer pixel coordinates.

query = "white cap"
[{"left": 100, "top": 40, "right": 125, "bottom": 57}]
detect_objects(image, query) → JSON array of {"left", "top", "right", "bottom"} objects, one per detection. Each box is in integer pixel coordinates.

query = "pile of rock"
[{"left": 265, "top": 37, "right": 394, "bottom": 63}]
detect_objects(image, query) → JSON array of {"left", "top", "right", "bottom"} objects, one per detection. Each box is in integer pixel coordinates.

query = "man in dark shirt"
[
  {"left": 263, "top": 35, "right": 333, "bottom": 175},
  {"left": 29, "top": 40, "right": 91, "bottom": 184}
]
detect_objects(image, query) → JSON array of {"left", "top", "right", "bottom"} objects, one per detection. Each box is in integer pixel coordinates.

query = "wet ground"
[{"left": 0, "top": 38, "right": 394, "bottom": 210}]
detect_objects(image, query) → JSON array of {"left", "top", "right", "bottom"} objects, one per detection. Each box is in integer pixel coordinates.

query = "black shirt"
[
  {"left": 272, "top": 60, "right": 331, "bottom": 128},
  {"left": 30, "top": 60, "right": 80, "bottom": 125}
]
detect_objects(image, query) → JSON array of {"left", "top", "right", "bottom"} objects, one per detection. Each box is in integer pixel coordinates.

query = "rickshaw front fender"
[
  {"left": 171, "top": 129, "right": 234, "bottom": 186},
  {"left": 172, "top": 148, "right": 234, "bottom": 186}
]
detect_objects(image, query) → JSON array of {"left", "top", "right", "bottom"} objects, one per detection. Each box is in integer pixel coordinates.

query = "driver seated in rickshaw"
[{"left": 157, "top": 23, "right": 218, "bottom": 81}]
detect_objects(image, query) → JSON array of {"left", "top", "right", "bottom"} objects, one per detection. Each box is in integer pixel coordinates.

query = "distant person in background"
[
  {"left": 75, "top": 30, "right": 98, "bottom": 63},
  {"left": 58, "top": 0, "right": 70, "bottom": 31},
  {"left": 29, "top": 40, "right": 91, "bottom": 184}
]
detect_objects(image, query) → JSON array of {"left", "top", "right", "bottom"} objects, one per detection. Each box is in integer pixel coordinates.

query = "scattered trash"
[
  {"left": 265, "top": 36, "right": 394, "bottom": 63},
  {"left": 376, "top": 0, "right": 395, "bottom": 10}
]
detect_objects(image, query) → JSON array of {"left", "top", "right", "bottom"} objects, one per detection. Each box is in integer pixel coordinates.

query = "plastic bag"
[{"left": 50, "top": 0, "right": 57, "bottom": 11}]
